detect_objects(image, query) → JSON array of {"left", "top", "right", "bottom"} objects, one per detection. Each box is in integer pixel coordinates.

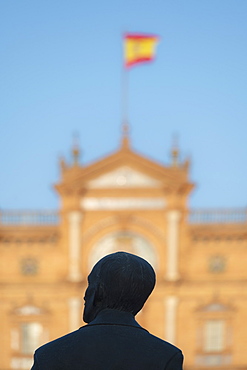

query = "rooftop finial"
[
  {"left": 171, "top": 133, "right": 179, "bottom": 167},
  {"left": 59, "top": 156, "right": 67, "bottom": 172},
  {"left": 72, "top": 132, "right": 80, "bottom": 166},
  {"left": 121, "top": 122, "right": 130, "bottom": 148}
]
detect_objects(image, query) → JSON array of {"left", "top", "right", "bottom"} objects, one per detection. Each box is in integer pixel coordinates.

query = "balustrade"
[
  {"left": 189, "top": 209, "right": 247, "bottom": 224},
  {"left": 0, "top": 211, "right": 59, "bottom": 225}
]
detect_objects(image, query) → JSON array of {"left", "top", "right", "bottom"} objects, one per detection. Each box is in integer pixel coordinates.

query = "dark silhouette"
[{"left": 31, "top": 252, "right": 183, "bottom": 369}]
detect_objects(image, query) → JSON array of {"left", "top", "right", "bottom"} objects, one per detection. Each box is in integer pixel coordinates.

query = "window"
[
  {"left": 21, "top": 322, "right": 43, "bottom": 354},
  {"left": 195, "top": 303, "right": 233, "bottom": 367},
  {"left": 204, "top": 320, "right": 225, "bottom": 352}
]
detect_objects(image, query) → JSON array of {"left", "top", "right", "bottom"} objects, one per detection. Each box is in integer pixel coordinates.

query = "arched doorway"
[{"left": 88, "top": 230, "right": 157, "bottom": 271}]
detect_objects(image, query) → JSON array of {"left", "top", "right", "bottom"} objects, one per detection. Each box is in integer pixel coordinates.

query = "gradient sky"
[{"left": 0, "top": 0, "right": 246, "bottom": 210}]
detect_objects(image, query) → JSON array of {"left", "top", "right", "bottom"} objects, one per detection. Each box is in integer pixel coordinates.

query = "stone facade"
[{"left": 0, "top": 136, "right": 247, "bottom": 370}]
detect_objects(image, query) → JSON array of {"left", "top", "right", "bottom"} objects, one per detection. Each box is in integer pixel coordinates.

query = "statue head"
[{"left": 83, "top": 251, "right": 156, "bottom": 323}]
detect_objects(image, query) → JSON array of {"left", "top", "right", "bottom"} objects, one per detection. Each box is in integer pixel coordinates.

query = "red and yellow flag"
[{"left": 124, "top": 33, "right": 159, "bottom": 68}]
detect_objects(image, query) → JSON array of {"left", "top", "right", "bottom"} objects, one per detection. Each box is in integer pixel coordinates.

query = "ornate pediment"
[
  {"left": 198, "top": 302, "right": 232, "bottom": 312},
  {"left": 12, "top": 305, "right": 46, "bottom": 316},
  {"left": 87, "top": 166, "right": 161, "bottom": 188}
]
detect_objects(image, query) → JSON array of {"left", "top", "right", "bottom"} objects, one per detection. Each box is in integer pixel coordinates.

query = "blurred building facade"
[{"left": 0, "top": 132, "right": 247, "bottom": 370}]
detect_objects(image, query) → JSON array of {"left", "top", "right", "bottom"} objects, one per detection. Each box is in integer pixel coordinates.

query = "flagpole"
[
  {"left": 122, "top": 65, "right": 129, "bottom": 125},
  {"left": 121, "top": 33, "right": 130, "bottom": 147}
]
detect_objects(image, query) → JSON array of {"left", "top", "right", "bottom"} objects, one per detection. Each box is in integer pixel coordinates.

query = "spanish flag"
[{"left": 124, "top": 33, "right": 159, "bottom": 68}]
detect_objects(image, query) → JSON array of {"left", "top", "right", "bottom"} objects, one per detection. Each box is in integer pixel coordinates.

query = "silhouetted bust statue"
[
  {"left": 83, "top": 252, "right": 156, "bottom": 323},
  {"left": 31, "top": 252, "right": 183, "bottom": 370}
]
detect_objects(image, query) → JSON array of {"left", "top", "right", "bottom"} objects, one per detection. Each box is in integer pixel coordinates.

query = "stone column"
[
  {"left": 166, "top": 210, "right": 181, "bottom": 281},
  {"left": 68, "top": 211, "right": 82, "bottom": 281},
  {"left": 165, "top": 296, "right": 178, "bottom": 344},
  {"left": 68, "top": 297, "right": 82, "bottom": 332}
]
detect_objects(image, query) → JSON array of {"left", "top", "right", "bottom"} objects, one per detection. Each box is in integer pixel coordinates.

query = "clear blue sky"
[{"left": 0, "top": 0, "right": 246, "bottom": 210}]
